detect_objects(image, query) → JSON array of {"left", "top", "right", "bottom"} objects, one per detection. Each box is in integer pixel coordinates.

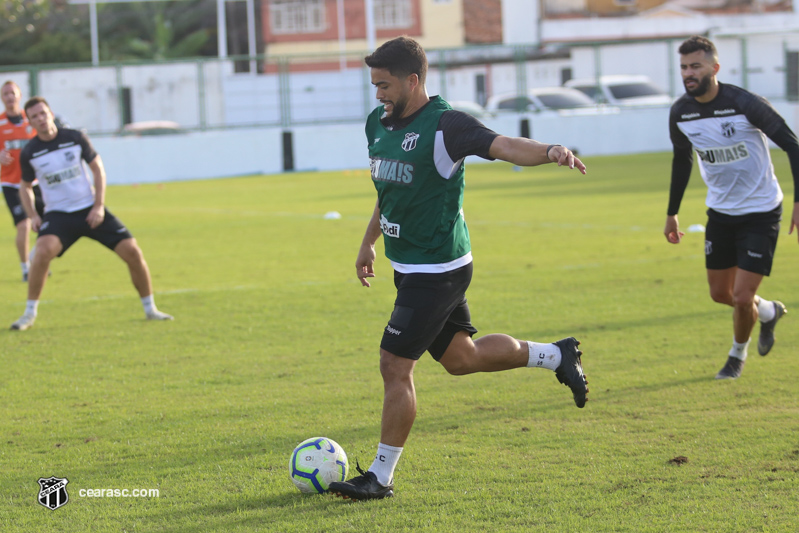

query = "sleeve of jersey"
[
  {"left": 768, "top": 122, "right": 799, "bottom": 203},
  {"left": 20, "top": 149, "right": 35, "bottom": 183},
  {"left": 741, "top": 92, "right": 786, "bottom": 139},
  {"left": 79, "top": 131, "right": 99, "bottom": 163},
  {"left": 667, "top": 109, "right": 693, "bottom": 216},
  {"left": 439, "top": 111, "right": 499, "bottom": 162}
]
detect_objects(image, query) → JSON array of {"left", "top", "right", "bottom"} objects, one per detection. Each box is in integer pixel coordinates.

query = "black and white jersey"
[
  {"left": 669, "top": 83, "right": 785, "bottom": 216},
  {"left": 20, "top": 128, "right": 98, "bottom": 213}
]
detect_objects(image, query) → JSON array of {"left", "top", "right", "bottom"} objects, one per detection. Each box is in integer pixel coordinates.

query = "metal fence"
[{"left": 3, "top": 34, "right": 798, "bottom": 136}]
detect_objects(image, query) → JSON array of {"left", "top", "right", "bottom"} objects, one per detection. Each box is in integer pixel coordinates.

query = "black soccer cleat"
[
  {"left": 715, "top": 356, "right": 744, "bottom": 379},
  {"left": 553, "top": 337, "right": 588, "bottom": 408},
  {"left": 329, "top": 461, "right": 394, "bottom": 501},
  {"left": 758, "top": 301, "right": 786, "bottom": 356}
]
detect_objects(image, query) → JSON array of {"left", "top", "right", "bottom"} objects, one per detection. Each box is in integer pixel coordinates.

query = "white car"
[
  {"left": 447, "top": 100, "right": 495, "bottom": 119},
  {"left": 564, "top": 75, "right": 672, "bottom": 107},
  {"left": 486, "top": 86, "right": 598, "bottom": 114}
]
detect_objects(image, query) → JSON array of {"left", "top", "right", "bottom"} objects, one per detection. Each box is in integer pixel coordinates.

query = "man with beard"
[
  {"left": 665, "top": 35, "right": 799, "bottom": 379},
  {"left": 328, "top": 36, "right": 589, "bottom": 502}
]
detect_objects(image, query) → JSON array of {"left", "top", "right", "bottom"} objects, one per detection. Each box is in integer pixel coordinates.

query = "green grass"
[{"left": 1, "top": 152, "right": 797, "bottom": 532}]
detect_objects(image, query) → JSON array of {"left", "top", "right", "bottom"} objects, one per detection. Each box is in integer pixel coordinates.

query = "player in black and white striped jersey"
[
  {"left": 10, "top": 96, "right": 173, "bottom": 331},
  {"left": 666, "top": 36, "right": 798, "bottom": 379}
]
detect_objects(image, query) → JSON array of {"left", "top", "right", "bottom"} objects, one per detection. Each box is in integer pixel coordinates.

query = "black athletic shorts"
[
  {"left": 380, "top": 262, "right": 479, "bottom": 361},
  {"left": 705, "top": 206, "right": 781, "bottom": 276},
  {"left": 3, "top": 184, "right": 45, "bottom": 226},
  {"left": 38, "top": 206, "right": 133, "bottom": 257}
]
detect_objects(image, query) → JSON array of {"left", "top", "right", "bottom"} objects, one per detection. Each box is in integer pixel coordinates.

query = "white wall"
[{"left": 92, "top": 100, "right": 799, "bottom": 185}]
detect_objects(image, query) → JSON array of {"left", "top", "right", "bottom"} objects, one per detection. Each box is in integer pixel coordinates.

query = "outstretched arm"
[
  {"left": 357, "top": 200, "right": 382, "bottom": 287},
  {"left": 487, "top": 136, "right": 586, "bottom": 174},
  {"left": 767, "top": 122, "right": 799, "bottom": 244}
]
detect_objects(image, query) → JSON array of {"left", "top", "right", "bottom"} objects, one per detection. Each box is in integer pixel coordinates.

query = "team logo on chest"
[
  {"left": 401, "top": 132, "right": 420, "bottom": 152},
  {"left": 721, "top": 121, "right": 735, "bottom": 138},
  {"left": 65, "top": 151, "right": 76, "bottom": 162}
]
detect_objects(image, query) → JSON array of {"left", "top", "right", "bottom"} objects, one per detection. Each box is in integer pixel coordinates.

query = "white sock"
[
  {"left": 729, "top": 339, "right": 750, "bottom": 361},
  {"left": 25, "top": 300, "right": 39, "bottom": 316},
  {"left": 527, "top": 341, "right": 562, "bottom": 370},
  {"left": 21, "top": 262, "right": 29, "bottom": 275},
  {"left": 141, "top": 295, "right": 156, "bottom": 315},
  {"left": 369, "top": 443, "right": 402, "bottom": 486},
  {"left": 756, "top": 296, "right": 776, "bottom": 323}
]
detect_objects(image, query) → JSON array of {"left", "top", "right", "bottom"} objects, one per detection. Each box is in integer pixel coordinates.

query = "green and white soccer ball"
[{"left": 289, "top": 437, "right": 349, "bottom": 494}]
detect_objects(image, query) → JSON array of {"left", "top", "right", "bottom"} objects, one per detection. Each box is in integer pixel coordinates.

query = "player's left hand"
[
  {"left": 0, "top": 150, "right": 12, "bottom": 166},
  {"left": 790, "top": 201, "right": 799, "bottom": 243},
  {"left": 86, "top": 205, "right": 105, "bottom": 229},
  {"left": 548, "top": 145, "right": 586, "bottom": 175}
]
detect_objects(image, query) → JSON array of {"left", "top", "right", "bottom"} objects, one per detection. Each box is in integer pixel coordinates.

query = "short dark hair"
[
  {"left": 679, "top": 35, "right": 718, "bottom": 63},
  {"left": 365, "top": 36, "right": 428, "bottom": 84},
  {"left": 24, "top": 96, "right": 50, "bottom": 115}
]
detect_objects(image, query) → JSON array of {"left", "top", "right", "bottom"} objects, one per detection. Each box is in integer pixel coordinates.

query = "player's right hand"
[
  {"left": 31, "top": 214, "right": 42, "bottom": 233},
  {"left": 0, "top": 150, "right": 12, "bottom": 166},
  {"left": 356, "top": 243, "right": 376, "bottom": 287},
  {"left": 664, "top": 215, "right": 684, "bottom": 244}
]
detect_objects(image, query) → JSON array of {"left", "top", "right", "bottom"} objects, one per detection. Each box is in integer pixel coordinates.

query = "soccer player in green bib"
[{"left": 330, "top": 37, "right": 588, "bottom": 501}]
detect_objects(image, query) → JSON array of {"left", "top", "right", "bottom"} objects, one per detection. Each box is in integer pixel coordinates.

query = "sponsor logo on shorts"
[
  {"left": 116, "top": 227, "right": 128, "bottom": 233},
  {"left": 12, "top": 205, "right": 23, "bottom": 215},
  {"left": 40, "top": 221, "right": 49, "bottom": 231},
  {"left": 385, "top": 325, "right": 401, "bottom": 335},
  {"left": 747, "top": 250, "right": 763, "bottom": 258},
  {"left": 705, "top": 240, "right": 712, "bottom": 255}
]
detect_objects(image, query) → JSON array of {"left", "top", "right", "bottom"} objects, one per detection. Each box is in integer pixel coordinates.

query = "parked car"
[
  {"left": 121, "top": 120, "right": 183, "bottom": 136},
  {"left": 486, "top": 86, "right": 597, "bottom": 114},
  {"left": 448, "top": 100, "right": 495, "bottom": 119},
  {"left": 564, "top": 75, "right": 672, "bottom": 107}
]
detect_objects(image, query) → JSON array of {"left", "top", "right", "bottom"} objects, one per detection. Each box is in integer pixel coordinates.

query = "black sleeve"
[
  {"left": 741, "top": 91, "right": 785, "bottom": 139},
  {"left": 20, "top": 148, "right": 35, "bottom": 183},
  {"left": 78, "top": 131, "right": 98, "bottom": 164},
  {"left": 668, "top": 145, "right": 693, "bottom": 216},
  {"left": 438, "top": 110, "right": 499, "bottom": 162},
  {"left": 767, "top": 122, "right": 799, "bottom": 203},
  {"left": 667, "top": 108, "right": 693, "bottom": 215}
]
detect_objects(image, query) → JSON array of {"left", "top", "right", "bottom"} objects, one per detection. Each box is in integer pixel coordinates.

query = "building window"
[
  {"left": 270, "top": 0, "right": 326, "bottom": 35},
  {"left": 374, "top": 0, "right": 413, "bottom": 29}
]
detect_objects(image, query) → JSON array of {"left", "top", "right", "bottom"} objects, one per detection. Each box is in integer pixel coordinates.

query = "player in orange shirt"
[{"left": 0, "top": 80, "right": 43, "bottom": 281}]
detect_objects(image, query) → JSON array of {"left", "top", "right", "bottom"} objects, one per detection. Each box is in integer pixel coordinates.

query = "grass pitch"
[{"left": 1, "top": 152, "right": 797, "bottom": 532}]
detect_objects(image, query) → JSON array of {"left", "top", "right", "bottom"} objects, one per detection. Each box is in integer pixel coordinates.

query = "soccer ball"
[{"left": 289, "top": 437, "right": 349, "bottom": 494}]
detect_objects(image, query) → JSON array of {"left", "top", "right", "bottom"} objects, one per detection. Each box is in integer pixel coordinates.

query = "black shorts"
[
  {"left": 3, "top": 184, "right": 45, "bottom": 226},
  {"left": 38, "top": 206, "right": 133, "bottom": 257},
  {"left": 381, "top": 263, "right": 479, "bottom": 361},
  {"left": 705, "top": 207, "right": 781, "bottom": 276}
]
